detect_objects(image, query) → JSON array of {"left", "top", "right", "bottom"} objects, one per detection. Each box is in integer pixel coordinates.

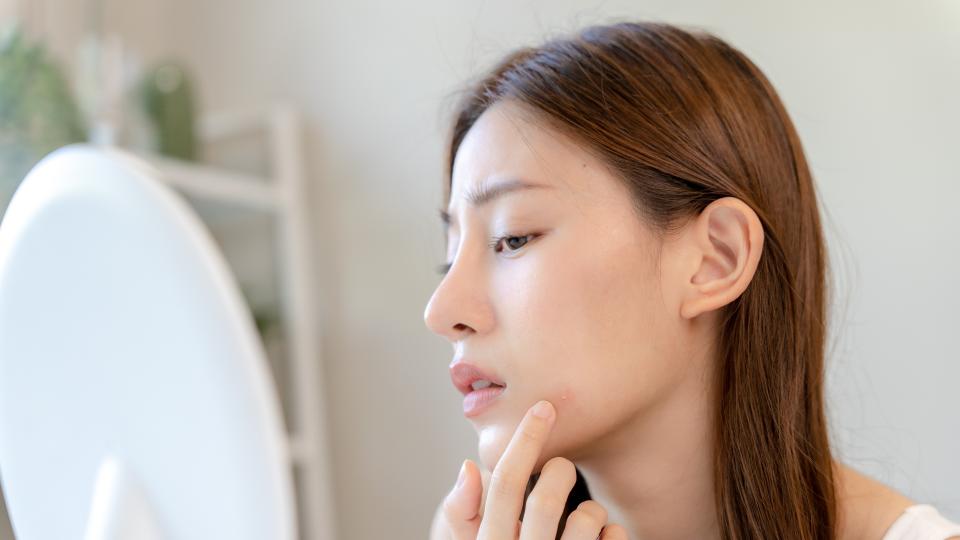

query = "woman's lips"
[
  {"left": 449, "top": 361, "right": 506, "bottom": 395},
  {"left": 463, "top": 385, "right": 506, "bottom": 417}
]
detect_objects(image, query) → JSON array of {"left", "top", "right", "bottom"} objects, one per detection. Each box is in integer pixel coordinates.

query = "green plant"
[{"left": 0, "top": 23, "right": 88, "bottom": 213}]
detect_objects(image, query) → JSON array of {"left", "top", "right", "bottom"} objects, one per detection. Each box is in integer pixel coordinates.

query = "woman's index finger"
[{"left": 477, "top": 400, "right": 556, "bottom": 538}]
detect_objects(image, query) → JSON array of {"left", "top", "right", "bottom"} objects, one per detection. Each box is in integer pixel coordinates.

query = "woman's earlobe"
[{"left": 679, "top": 197, "right": 764, "bottom": 319}]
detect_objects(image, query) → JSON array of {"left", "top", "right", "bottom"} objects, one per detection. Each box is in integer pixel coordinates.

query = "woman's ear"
[{"left": 678, "top": 197, "right": 764, "bottom": 319}]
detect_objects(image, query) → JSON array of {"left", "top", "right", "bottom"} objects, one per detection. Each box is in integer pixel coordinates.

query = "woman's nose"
[{"left": 422, "top": 260, "right": 491, "bottom": 342}]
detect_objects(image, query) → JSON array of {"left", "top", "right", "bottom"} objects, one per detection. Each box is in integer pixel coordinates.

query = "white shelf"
[{"left": 138, "top": 151, "right": 281, "bottom": 211}]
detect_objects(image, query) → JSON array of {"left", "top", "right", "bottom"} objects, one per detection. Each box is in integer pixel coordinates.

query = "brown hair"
[{"left": 442, "top": 20, "right": 837, "bottom": 539}]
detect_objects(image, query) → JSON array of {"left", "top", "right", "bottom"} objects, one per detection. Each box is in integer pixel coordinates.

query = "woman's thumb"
[{"left": 442, "top": 459, "right": 482, "bottom": 539}]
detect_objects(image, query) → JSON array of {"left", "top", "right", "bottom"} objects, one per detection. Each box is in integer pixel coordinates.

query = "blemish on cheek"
[{"left": 557, "top": 386, "right": 574, "bottom": 409}]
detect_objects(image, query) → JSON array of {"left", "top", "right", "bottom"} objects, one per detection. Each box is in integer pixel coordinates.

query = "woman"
[{"left": 423, "top": 21, "right": 960, "bottom": 540}]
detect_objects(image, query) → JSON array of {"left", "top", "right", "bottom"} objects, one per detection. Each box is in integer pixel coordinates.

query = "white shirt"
[{"left": 881, "top": 504, "right": 960, "bottom": 540}]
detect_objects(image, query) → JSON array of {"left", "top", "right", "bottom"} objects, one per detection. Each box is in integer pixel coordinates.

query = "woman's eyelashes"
[{"left": 436, "top": 233, "right": 538, "bottom": 275}]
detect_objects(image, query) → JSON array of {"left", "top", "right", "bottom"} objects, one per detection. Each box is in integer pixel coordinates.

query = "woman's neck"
[{"left": 575, "top": 356, "right": 719, "bottom": 540}]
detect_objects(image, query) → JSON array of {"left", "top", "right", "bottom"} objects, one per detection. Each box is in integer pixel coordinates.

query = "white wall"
[{"left": 2, "top": 1, "right": 957, "bottom": 539}]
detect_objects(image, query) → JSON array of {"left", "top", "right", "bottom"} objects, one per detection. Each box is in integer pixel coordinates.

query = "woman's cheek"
[
  {"left": 555, "top": 385, "right": 574, "bottom": 415},
  {"left": 550, "top": 386, "right": 586, "bottom": 450}
]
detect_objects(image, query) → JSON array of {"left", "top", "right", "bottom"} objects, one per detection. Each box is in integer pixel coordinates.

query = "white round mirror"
[{"left": 0, "top": 144, "right": 297, "bottom": 540}]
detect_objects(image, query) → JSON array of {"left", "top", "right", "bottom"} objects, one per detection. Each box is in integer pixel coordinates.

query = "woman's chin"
[{"left": 476, "top": 426, "right": 511, "bottom": 471}]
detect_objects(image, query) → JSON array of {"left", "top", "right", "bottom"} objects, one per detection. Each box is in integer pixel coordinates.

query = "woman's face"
[{"left": 424, "top": 100, "right": 695, "bottom": 473}]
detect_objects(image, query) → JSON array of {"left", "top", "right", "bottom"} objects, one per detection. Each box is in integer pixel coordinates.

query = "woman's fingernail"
[
  {"left": 532, "top": 400, "right": 554, "bottom": 419},
  {"left": 455, "top": 459, "right": 467, "bottom": 489}
]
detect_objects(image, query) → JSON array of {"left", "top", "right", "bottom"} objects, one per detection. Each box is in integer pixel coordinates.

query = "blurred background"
[{"left": 0, "top": 0, "right": 957, "bottom": 538}]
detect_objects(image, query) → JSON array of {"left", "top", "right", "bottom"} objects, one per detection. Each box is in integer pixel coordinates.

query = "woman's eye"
[
  {"left": 436, "top": 234, "right": 536, "bottom": 276},
  {"left": 491, "top": 234, "right": 534, "bottom": 253}
]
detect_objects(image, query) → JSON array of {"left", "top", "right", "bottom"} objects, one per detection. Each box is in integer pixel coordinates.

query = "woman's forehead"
[{"left": 449, "top": 103, "right": 603, "bottom": 210}]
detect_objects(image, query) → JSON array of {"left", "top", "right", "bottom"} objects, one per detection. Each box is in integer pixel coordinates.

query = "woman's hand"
[{"left": 440, "top": 400, "right": 628, "bottom": 539}]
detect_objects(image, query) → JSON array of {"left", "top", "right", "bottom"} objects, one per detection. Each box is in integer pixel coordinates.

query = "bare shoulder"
[{"left": 835, "top": 460, "right": 917, "bottom": 540}]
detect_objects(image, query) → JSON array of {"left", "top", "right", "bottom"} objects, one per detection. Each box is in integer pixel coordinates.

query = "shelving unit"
[{"left": 134, "top": 104, "right": 337, "bottom": 540}]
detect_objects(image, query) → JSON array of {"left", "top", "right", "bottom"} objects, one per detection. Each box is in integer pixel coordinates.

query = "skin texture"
[{"left": 424, "top": 99, "right": 923, "bottom": 540}]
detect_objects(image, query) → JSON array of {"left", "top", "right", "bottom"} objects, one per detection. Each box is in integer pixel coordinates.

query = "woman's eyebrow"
[{"left": 439, "top": 178, "right": 553, "bottom": 230}]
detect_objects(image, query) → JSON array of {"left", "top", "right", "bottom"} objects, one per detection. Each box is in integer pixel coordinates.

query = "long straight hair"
[{"left": 442, "top": 21, "right": 836, "bottom": 539}]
